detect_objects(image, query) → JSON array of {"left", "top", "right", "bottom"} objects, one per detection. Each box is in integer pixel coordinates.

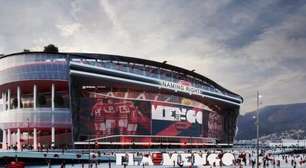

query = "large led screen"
[
  {"left": 72, "top": 85, "right": 226, "bottom": 142},
  {"left": 151, "top": 102, "right": 204, "bottom": 137},
  {"left": 76, "top": 97, "right": 151, "bottom": 139},
  {"left": 91, "top": 98, "right": 151, "bottom": 137}
]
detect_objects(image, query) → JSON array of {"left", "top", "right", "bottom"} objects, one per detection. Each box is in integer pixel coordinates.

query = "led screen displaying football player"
[
  {"left": 91, "top": 98, "right": 151, "bottom": 137},
  {"left": 72, "top": 84, "right": 228, "bottom": 143}
]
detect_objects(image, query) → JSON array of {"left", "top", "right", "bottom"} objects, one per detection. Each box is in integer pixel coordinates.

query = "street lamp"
[
  {"left": 27, "top": 118, "right": 30, "bottom": 149},
  {"left": 256, "top": 91, "right": 262, "bottom": 168}
]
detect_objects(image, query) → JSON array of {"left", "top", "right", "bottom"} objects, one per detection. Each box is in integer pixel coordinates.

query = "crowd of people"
[
  {"left": 229, "top": 149, "right": 306, "bottom": 168},
  {"left": 3, "top": 146, "right": 306, "bottom": 167}
]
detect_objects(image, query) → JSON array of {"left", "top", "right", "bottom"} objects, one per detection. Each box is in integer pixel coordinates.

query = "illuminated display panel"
[{"left": 72, "top": 82, "right": 228, "bottom": 143}]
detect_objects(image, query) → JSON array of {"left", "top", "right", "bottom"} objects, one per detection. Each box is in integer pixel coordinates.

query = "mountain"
[{"left": 236, "top": 103, "right": 306, "bottom": 140}]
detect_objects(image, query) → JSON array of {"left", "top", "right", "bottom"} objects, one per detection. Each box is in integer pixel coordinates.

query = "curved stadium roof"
[{"left": 2, "top": 51, "right": 243, "bottom": 103}]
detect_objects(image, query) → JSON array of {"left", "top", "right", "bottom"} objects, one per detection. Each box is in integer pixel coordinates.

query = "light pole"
[
  {"left": 256, "top": 91, "right": 262, "bottom": 168},
  {"left": 27, "top": 118, "right": 30, "bottom": 149}
]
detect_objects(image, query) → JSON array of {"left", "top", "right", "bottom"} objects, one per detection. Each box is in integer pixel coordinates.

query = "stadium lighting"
[{"left": 256, "top": 91, "right": 262, "bottom": 168}]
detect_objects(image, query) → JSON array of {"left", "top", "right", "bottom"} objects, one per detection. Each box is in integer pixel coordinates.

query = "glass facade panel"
[
  {"left": 21, "top": 93, "right": 34, "bottom": 108},
  {"left": 21, "top": 89, "right": 34, "bottom": 108},
  {"left": 9, "top": 88, "right": 17, "bottom": 110},
  {"left": 0, "top": 63, "right": 68, "bottom": 85},
  {"left": 37, "top": 92, "right": 51, "bottom": 108},
  {"left": 0, "top": 54, "right": 68, "bottom": 85},
  {"left": 54, "top": 91, "right": 69, "bottom": 108},
  {"left": 0, "top": 54, "right": 67, "bottom": 71},
  {"left": 0, "top": 108, "right": 71, "bottom": 129}
]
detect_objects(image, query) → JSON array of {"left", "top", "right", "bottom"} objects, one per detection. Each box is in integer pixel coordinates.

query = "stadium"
[{"left": 0, "top": 51, "right": 243, "bottom": 150}]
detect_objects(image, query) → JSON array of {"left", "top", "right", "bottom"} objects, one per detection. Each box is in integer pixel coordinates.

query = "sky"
[{"left": 0, "top": 0, "right": 306, "bottom": 114}]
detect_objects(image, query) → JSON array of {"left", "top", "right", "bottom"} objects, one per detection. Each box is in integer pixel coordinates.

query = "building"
[
  {"left": 269, "top": 139, "right": 306, "bottom": 148},
  {"left": 0, "top": 52, "right": 243, "bottom": 150}
]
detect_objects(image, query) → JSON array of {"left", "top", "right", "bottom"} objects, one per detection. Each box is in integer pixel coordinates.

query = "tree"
[{"left": 43, "top": 44, "right": 59, "bottom": 53}]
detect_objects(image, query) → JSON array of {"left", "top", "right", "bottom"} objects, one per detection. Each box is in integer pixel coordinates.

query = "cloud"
[
  {"left": 0, "top": 0, "right": 306, "bottom": 113},
  {"left": 56, "top": 23, "right": 81, "bottom": 37}
]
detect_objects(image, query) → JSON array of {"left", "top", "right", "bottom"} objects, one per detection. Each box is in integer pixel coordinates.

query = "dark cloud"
[{"left": 0, "top": 0, "right": 306, "bottom": 113}]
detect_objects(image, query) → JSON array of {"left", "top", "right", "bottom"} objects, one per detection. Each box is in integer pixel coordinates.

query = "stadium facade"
[{"left": 0, "top": 52, "right": 243, "bottom": 150}]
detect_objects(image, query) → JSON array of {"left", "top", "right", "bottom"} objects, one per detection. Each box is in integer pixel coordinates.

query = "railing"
[
  {"left": 0, "top": 108, "right": 71, "bottom": 129},
  {"left": 78, "top": 135, "right": 217, "bottom": 145}
]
